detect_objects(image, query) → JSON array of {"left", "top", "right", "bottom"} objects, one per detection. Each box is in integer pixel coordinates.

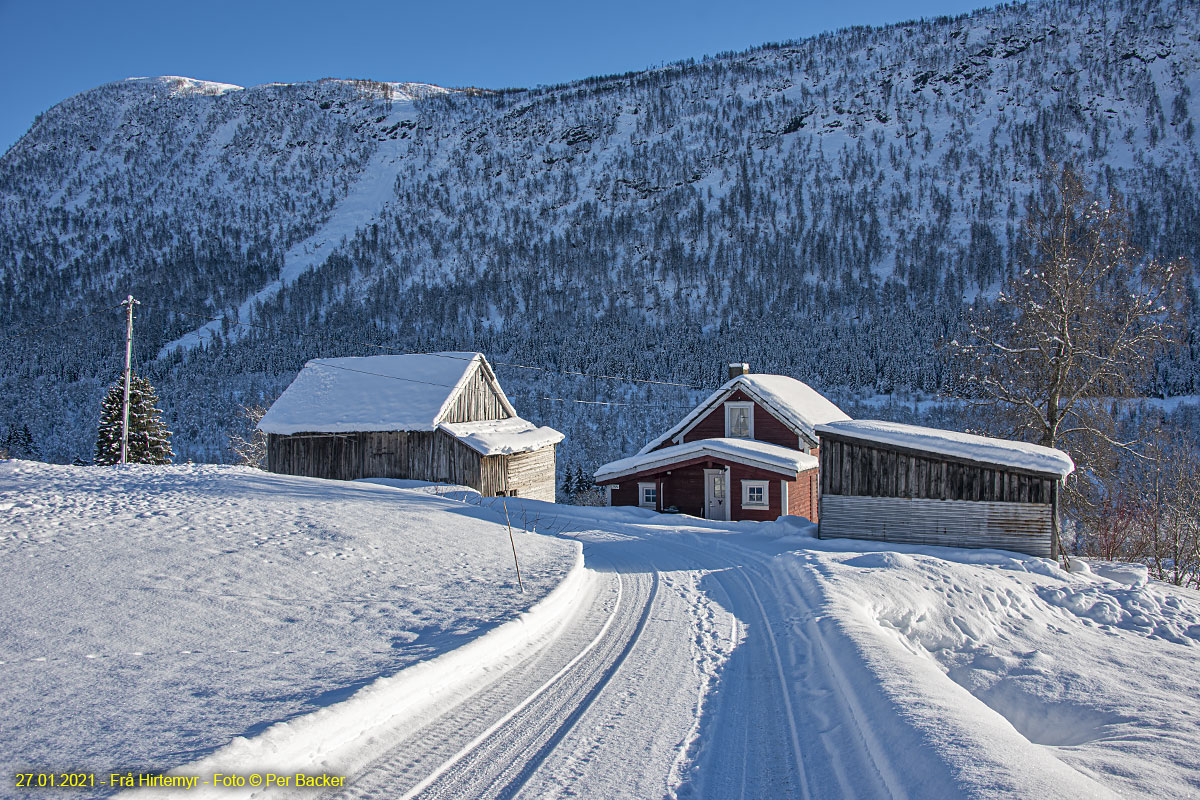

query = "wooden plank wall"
[
  {"left": 440, "top": 363, "right": 512, "bottom": 423},
  {"left": 819, "top": 495, "right": 1054, "bottom": 557},
  {"left": 504, "top": 445, "right": 557, "bottom": 502},
  {"left": 267, "top": 430, "right": 484, "bottom": 491},
  {"left": 819, "top": 436, "right": 1055, "bottom": 504}
]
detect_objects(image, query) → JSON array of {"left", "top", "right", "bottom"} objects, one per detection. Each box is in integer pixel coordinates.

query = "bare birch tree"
[
  {"left": 953, "top": 165, "right": 1191, "bottom": 511},
  {"left": 227, "top": 404, "right": 269, "bottom": 469}
]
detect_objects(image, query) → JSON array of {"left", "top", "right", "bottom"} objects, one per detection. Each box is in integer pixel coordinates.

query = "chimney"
[{"left": 727, "top": 362, "right": 750, "bottom": 381}]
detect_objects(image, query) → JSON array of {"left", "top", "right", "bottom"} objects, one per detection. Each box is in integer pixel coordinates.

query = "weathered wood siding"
[
  {"left": 818, "top": 495, "right": 1054, "bottom": 557},
  {"left": 504, "top": 444, "right": 557, "bottom": 502},
  {"left": 268, "top": 430, "right": 483, "bottom": 491},
  {"left": 819, "top": 436, "right": 1055, "bottom": 503},
  {"left": 440, "top": 362, "right": 512, "bottom": 423}
]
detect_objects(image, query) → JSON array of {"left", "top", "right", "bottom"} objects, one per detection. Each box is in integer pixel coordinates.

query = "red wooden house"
[{"left": 594, "top": 364, "right": 849, "bottom": 522}]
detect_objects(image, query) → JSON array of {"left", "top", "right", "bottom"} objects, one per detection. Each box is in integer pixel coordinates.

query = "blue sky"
[{"left": 0, "top": 0, "right": 988, "bottom": 154}]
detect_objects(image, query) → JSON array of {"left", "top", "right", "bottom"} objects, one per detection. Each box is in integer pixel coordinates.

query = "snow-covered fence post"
[{"left": 501, "top": 497, "right": 525, "bottom": 593}]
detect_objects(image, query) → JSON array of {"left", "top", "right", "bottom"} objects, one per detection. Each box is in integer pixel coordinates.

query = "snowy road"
[{"left": 317, "top": 520, "right": 907, "bottom": 800}]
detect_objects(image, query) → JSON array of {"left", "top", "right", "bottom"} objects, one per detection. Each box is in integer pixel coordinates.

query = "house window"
[
  {"left": 742, "top": 480, "right": 769, "bottom": 509},
  {"left": 725, "top": 402, "right": 754, "bottom": 439},
  {"left": 638, "top": 482, "right": 658, "bottom": 509}
]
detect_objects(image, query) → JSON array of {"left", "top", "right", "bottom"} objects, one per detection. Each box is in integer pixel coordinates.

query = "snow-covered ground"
[
  {"left": 3, "top": 462, "right": 1200, "bottom": 799},
  {"left": 0, "top": 462, "right": 577, "bottom": 792}
]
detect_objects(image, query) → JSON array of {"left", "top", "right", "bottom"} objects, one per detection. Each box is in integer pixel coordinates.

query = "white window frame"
[
  {"left": 742, "top": 480, "right": 769, "bottom": 509},
  {"left": 724, "top": 401, "right": 755, "bottom": 439},
  {"left": 638, "top": 482, "right": 658, "bottom": 509}
]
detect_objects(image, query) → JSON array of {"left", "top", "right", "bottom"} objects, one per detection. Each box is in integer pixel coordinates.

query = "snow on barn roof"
[
  {"left": 638, "top": 374, "right": 849, "bottom": 455},
  {"left": 596, "top": 438, "right": 818, "bottom": 482},
  {"left": 815, "top": 420, "right": 1075, "bottom": 478},
  {"left": 439, "top": 419, "right": 564, "bottom": 457},
  {"left": 258, "top": 353, "right": 516, "bottom": 435}
]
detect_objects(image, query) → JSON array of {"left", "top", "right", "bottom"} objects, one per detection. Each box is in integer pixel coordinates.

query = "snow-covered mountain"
[{"left": 1, "top": 0, "right": 1198, "bottom": 471}]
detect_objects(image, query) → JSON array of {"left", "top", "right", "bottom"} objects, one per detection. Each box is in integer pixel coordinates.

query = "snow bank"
[
  {"left": 786, "top": 542, "right": 1200, "bottom": 797},
  {"left": 816, "top": 419, "right": 1075, "bottom": 477},
  {"left": 129, "top": 547, "right": 592, "bottom": 798},
  {"left": 0, "top": 462, "right": 577, "bottom": 783}
]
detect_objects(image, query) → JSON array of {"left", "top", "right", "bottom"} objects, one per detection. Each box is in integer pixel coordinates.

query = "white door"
[{"left": 704, "top": 469, "right": 728, "bottom": 521}]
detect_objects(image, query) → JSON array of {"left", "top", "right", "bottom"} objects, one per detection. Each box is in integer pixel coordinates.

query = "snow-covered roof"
[
  {"left": 596, "top": 438, "right": 818, "bottom": 482},
  {"left": 439, "top": 419, "right": 564, "bottom": 456},
  {"left": 815, "top": 420, "right": 1075, "bottom": 478},
  {"left": 638, "top": 374, "right": 849, "bottom": 455},
  {"left": 258, "top": 352, "right": 516, "bottom": 434}
]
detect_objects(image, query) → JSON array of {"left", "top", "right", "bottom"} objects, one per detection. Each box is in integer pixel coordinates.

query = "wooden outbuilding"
[
  {"left": 594, "top": 364, "right": 849, "bottom": 522},
  {"left": 815, "top": 420, "right": 1074, "bottom": 557},
  {"left": 259, "top": 352, "right": 562, "bottom": 501}
]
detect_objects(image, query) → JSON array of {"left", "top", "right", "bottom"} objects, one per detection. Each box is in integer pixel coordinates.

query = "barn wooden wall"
[
  {"left": 819, "top": 496, "right": 1055, "bottom": 558},
  {"left": 440, "top": 363, "right": 511, "bottom": 424},
  {"left": 268, "top": 430, "right": 483, "bottom": 489},
  {"left": 503, "top": 445, "right": 557, "bottom": 502},
  {"left": 817, "top": 433, "right": 1060, "bottom": 557},
  {"left": 819, "top": 436, "right": 1055, "bottom": 504}
]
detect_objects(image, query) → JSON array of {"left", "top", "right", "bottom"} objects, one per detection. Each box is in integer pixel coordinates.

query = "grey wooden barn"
[
  {"left": 258, "top": 352, "right": 562, "bottom": 501},
  {"left": 814, "top": 420, "right": 1074, "bottom": 557}
]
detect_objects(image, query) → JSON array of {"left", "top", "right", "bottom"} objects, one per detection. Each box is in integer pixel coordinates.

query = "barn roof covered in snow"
[
  {"left": 258, "top": 352, "right": 518, "bottom": 435},
  {"left": 815, "top": 419, "right": 1075, "bottom": 478},
  {"left": 639, "top": 374, "right": 849, "bottom": 454},
  {"left": 596, "top": 438, "right": 818, "bottom": 482}
]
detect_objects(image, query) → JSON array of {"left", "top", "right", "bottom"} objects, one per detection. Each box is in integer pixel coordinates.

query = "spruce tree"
[{"left": 94, "top": 374, "right": 174, "bottom": 465}]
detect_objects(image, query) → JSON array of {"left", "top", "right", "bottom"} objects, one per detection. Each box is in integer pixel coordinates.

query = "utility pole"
[{"left": 120, "top": 295, "right": 139, "bottom": 465}]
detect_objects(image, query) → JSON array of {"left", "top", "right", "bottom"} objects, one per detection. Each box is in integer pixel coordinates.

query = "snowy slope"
[{"left": 0, "top": 462, "right": 578, "bottom": 790}]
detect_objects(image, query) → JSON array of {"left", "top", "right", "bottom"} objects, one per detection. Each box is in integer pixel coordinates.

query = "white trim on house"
[
  {"left": 781, "top": 479, "right": 789, "bottom": 515},
  {"left": 638, "top": 482, "right": 658, "bottom": 509},
  {"left": 742, "top": 479, "right": 770, "bottom": 509},
  {"left": 724, "top": 401, "right": 755, "bottom": 439}
]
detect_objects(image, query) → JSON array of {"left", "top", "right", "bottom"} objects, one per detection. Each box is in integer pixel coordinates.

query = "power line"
[
  {"left": 160, "top": 306, "right": 712, "bottom": 391},
  {"left": 307, "top": 360, "right": 698, "bottom": 410}
]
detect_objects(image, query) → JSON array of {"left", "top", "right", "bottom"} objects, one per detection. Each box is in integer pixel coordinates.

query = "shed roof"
[
  {"left": 815, "top": 419, "right": 1075, "bottom": 478},
  {"left": 596, "top": 437, "right": 818, "bottom": 482},
  {"left": 638, "top": 374, "right": 849, "bottom": 455},
  {"left": 258, "top": 352, "right": 516, "bottom": 435},
  {"left": 439, "top": 419, "right": 564, "bottom": 456}
]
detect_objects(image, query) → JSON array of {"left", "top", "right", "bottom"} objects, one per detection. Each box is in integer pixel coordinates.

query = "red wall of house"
[
  {"left": 607, "top": 464, "right": 819, "bottom": 522},
  {"left": 673, "top": 389, "right": 802, "bottom": 451},
  {"left": 787, "top": 470, "right": 819, "bottom": 522}
]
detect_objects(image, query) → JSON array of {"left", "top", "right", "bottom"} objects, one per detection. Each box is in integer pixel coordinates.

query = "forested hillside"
[{"left": 1, "top": 0, "right": 1198, "bottom": 480}]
